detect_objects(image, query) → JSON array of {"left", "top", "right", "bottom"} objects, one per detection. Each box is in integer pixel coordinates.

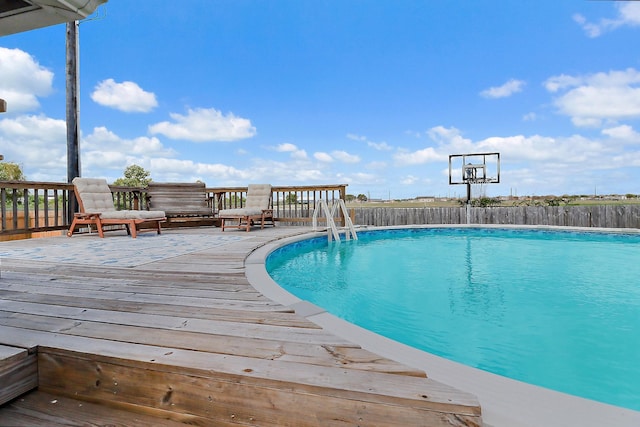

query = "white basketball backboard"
[{"left": 449, "top": 152, "right": 500, "bottom": 185}]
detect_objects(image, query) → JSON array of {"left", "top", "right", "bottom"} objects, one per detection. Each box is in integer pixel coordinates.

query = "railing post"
[{"left": 338, "top": 185, "right": 347, "bottom": 226}]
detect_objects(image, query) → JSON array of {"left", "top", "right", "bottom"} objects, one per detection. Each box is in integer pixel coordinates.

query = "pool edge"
[{"left": 245, "top": 225, "right": 640, "bottom": 427}]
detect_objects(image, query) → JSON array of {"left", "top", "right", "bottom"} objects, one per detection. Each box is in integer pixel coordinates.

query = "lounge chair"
[
  {"left": 218, "top": 184, "right": 274, "bottom": 232},
  {"left": 67, "top": 177, "right": 166, "bottom": 238}
]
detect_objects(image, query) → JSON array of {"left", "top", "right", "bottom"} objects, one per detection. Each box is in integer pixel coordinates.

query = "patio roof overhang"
[{"left": 0, "top": 0, "right": 107, "bottom": 36}]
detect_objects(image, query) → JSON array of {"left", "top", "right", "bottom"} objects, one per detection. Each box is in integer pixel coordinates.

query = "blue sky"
[{"left": 1, "top": 1, "right": 640, "bottom": 199}]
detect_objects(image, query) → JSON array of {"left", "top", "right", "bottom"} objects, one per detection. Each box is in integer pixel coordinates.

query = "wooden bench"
[{"left": 146, "top": 182, "right": 217, "bottom": 226}]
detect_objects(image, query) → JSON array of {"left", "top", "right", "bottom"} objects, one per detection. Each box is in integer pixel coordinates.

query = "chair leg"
[
  {"left": 94, "top": 216, "right": 105, "bottom": 238},
  {"left": 67, "top": 218, "right": 79, "bottom": 237},
  {"left": 221, "top": 218, "right": 226, "bottom": 231},
  {"left": 129, "top": 221, "right": 138, "bottom": 238},
  {"left": 245, "top": 216, "right": 250, "bottom": 232}
]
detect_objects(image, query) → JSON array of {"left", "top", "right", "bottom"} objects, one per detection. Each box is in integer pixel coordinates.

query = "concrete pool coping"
[{"left": 245, "top": 224, "right": 640, "bottom": 427}]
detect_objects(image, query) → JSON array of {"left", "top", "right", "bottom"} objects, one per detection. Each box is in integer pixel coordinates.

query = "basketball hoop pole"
[{"left": 466, "top": 182, "right": 472, "bottom": 204}]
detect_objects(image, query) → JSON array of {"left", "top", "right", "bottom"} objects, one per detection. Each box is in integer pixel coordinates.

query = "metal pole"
[
  {"left": 66, "top": 21, "right": 80, "bottom": 183},
  {"left": 466, "top": 183, "right": 471, "bottom": 225},
  {"left": 66, "top": 21, "right": 80, "bottom": 222}
]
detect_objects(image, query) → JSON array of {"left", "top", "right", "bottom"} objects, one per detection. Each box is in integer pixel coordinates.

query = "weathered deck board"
[
  {"left": 0, "top": 227, "right": 482, "bottom": 426},
  {"left": 0, "top": 391, "right": 190, "bottom": 427},
  {"left": 0, "top": 301, "right": 354, "bottom": 345},
  {"left": 0, "top": 345, "right": 37, "bottom": 406},
  {"left": 0, "top": 312, "right": 422, "bottom": 376},
  {"left": 0, "top": 289, "right": 306, "bottom": 327}
]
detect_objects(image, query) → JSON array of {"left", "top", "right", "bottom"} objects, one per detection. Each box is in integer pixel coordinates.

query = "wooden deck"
[{"left": 0, "top": 226, "right": 482, "bottom": 426}]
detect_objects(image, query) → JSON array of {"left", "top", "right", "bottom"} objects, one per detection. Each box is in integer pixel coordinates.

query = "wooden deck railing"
[
  {"left": 0, "top": 181, "right": 73, "bottom": 238},
  {"left": 0, "top": 181, "right": 348, "bottom": 239},
  {"left": 208, "top": 184, "right": 348, "bottom": 225}
]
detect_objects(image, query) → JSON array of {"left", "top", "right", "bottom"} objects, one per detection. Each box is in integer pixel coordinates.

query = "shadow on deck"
[{"left": 0, "top": 226, "right": 481, "bottom": 426}]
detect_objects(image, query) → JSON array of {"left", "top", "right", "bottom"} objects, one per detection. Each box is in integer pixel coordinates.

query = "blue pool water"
[{"left": 266, "top": 227, "right": 640, "bottom": 411}]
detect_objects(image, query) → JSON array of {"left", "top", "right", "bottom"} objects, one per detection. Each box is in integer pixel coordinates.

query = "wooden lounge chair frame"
[
  {"left": 67, "top": 178, "right": 166, "bottom": 238},
  {"left": 219, "top": 184, "right": 275, "bottom": 232}
]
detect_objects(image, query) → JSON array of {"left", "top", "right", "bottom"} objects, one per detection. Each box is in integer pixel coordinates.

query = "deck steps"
[
  {"left": 36, "top": 346, "right": 481, "bottom": 426},
  {"left": 0, "top": 344, "right": 38, "bottom": 406},
  {"left": 0, "top": 390, "right": 188, "bottom": 426},
  {"left": 0, "top": 323, "right": 481, "bottom": 426}
]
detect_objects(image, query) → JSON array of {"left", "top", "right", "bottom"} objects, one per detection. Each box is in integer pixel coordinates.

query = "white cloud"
[
  {"left": 401, "top": 175, "right": 420, "bottom": 185},
  {"left": 274, "top": 143, "right": 298, "bottom": 152},
  {"left": 544, "top": 68, "right": 640, "bottom": 127},
  {"left": 149, "top": 158, "right": 249, "bottom": 182},
  {"left": 346, "top": 133, "right": 366, "bottom": 142},
  {"left": 80, "top": 126, "right": 177, "bottom": 176},
  {"left": 314, "top": 152, "right": 333, "bottom": 162},
  {"left": 332, "top": 150, "right": 360, "bottom": 163},
  {"left": 366, "top": 161, "right": 387, "bottom": 170},
  {"left": 314, "top": 150, "right": 360, "bottom": 163},
  {"left": 544, "top": 74, "right": 583, "bottom": 93},
  {"left": 272, "top": 142, "right": 307, "bottom": 159},
  {"left": 149, "top": 107, "right": 256, "bottom": 142},
  {"left": 480, "top": 79, "right": 526, "bottom": 99},
  {"left": 348, "top": 133, "right": 393, "bottom": 150},
  {"left": 394, "top": 147, "right": 441, "bottom": 165},
  {"left": 291, "top": 149, "right": 308, "bottom": 160},
  {"left": 427, "top": 126, "right": 474, "bottom": 152},
  {"left": 368, "top": 140, "right": 393, "bottom": 151},
  {"left": 0, "top": 47, "right": 53, "bottom": 112},
  {"left": 0, "top": 115, "right": 66, "bottom": 180},
  {"left": 574, "top": 3, "right": 640, "bottom": 38},
  {"left": 91, "top": 79, "right": 158, "bottom": 113},
  {"left": 602, "top": 125, "right": 640, "bottom": 143},
  {"left": 84, "top": 126, "right": 175, "bottom": 157},
  {"left": 340, "top": 172, "right": 381, "bottom": 185}
]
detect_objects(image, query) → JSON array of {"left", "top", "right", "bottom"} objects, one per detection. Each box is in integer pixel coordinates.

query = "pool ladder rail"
[{"left": 312, "top": 199, "right": 358, "bottom": 242}]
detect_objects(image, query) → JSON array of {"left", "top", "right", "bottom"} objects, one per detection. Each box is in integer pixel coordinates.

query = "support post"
[
  {"left": 66, "top": 21, "right": 80, "bottom": 183},
  {"left": 66, "top": 21, "right": 80, "bottom": 222}
]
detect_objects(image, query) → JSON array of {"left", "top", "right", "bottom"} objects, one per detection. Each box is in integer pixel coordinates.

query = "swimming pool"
[{"left": 266, "top": 227, "right": 640, "bottom": 411}]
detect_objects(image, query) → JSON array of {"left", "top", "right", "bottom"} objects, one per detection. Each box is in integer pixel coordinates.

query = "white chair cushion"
[
  {"left": 245, "top": 184, "right": 272, "bottom": 210},
  {"left": 219, "top": 184, "right": 271, "bottom": 217},
  {"left": 218, "top": 208, "right": 263, "bottom": 217},
  {"left": 101, "top": 210, "right": 166, "bottom": 220},
  {"left": 73, "top": 177, "right": 118, "bottom": 212}
]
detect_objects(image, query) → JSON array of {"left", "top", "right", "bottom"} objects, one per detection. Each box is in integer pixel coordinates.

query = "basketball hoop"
[{"left": 449, "top": 152, "right": 500, "bottom": 203}]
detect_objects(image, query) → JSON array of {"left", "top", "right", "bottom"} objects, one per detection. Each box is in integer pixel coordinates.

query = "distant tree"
[
  {"left": 469, "top": 197, "right": 501, "bottom": 207},
  {"left": 112, "top": 165, "right": 151, "bottom": 187},
  {"left": 0, "top": 161, "right": 26, "bottom": 181},
  {"left": 357, "top": 194, "right": 368, "bottom": 202},
  {"left": 226, "top": 194, "right": 246, "bottom": 207},
  {"left": 285, "top": 193, "right": 298, "bottom": 204},
  {"left": 345, "top": 194, "right": 356, "bottom": 202}
]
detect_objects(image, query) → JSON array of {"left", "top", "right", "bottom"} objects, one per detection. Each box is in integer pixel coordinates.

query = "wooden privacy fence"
[{"left": 352, "top": 205, "right": 640, "bottom": 229}]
